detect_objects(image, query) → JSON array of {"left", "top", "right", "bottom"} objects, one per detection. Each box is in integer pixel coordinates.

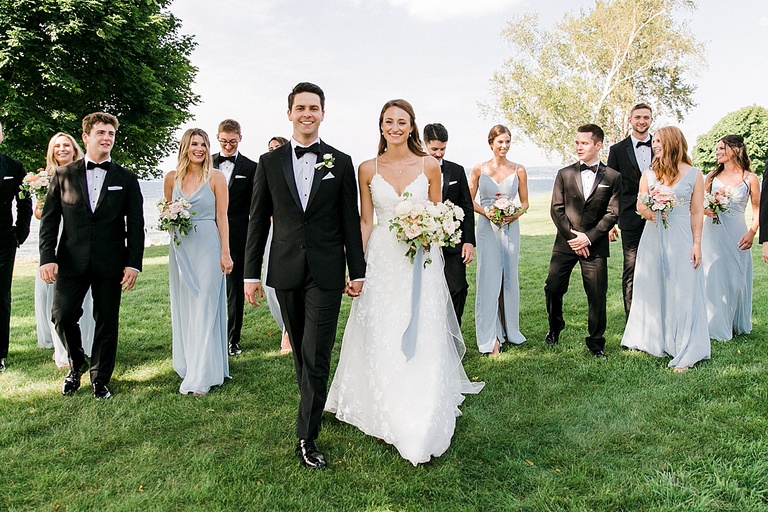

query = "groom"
[
  {"left": 545, "top": 124, "right": 621, "bottom": 359},
  {"left": 244, "top": 82, "right": 366, "bottom": 469}
]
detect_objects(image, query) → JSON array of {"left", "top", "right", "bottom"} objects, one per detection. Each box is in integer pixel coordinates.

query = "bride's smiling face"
[
  {"left": 188, "top": 135, "right": 208, "bottom": 164},
  {"left": 381, "top": 107, "right": 412, "bottom": 146},
  {"left": 490, "top": 133, "right": 510, "bottom": 158}
]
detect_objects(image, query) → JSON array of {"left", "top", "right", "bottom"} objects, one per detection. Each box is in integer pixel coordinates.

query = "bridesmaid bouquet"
[
  {"left": 638, "top": 185, "right": 682, "bottom": 229},
  {"left": 484, "top": 193, "right": 524, "bottom": 225},
  {"left": 389, "top": 192, "right": 464, "bottom": 266},
  {"left": 19, "top": 169, "right": 51, "bottom": 203},
  {"left": 703, "top": 186, "right": 733, "bottom": 224},
  {"left": 156, "top": 198, "right": 196, "bottom": 245}
]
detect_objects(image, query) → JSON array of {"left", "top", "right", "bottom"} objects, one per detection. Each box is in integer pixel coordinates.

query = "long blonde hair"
[
  {"left": 176, "top": 128, "right": 213, "bottom": 184},
  {"left": 45, "top": 132, "right": 84, "bottom": 171},
  {"left": 651, "top": 126, "right": 692, "bottom": 185}
]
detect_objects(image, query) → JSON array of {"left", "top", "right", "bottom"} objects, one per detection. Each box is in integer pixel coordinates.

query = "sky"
[{"left": 163, "top": 0, "right": 768, "bottom": 171}]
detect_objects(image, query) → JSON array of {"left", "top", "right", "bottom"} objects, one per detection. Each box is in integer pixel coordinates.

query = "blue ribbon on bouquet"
[
  {"left": 401, "top": 247, "right": 424, "bottom": 360},
  {"left": 171, "top": 227, "right": 200, "bottom": 295},
  {"left": 657, "top": 211, "right": 671, "bottom": 278}
]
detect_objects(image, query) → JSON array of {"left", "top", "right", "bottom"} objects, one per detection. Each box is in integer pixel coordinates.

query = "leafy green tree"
[
  {"left": 487, "top": 0, "right": 704, "bottom": 161},
  {"left": 692, "top": 106, "right": 768, "bottom": 175},
  {"left": 0, "top": 0, "right": 199, "bottom": 178}
]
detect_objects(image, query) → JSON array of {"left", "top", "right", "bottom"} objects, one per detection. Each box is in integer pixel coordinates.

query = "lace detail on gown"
[{"left": 326, "top": 167, "right": 483, "bottom": 466}]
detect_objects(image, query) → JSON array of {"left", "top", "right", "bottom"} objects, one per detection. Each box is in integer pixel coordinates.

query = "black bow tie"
[
  {"left": 86, "top": 160, "right": 110, "bottom": 170},
  {"left": 580, "top": 163, "right": 598, "bottom": 173},
  {"left": 636, "top": 139, "right": 652, "bottom": 148},
  {"left": 294, "top": 142, "right": 321, "bottom": 158},
  {"left": 219, "top": 155, "right": 236, "bottom": 164}
]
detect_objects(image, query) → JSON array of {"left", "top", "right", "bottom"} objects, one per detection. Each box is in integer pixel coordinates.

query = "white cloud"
[
  {"left": 759, "top": 16, "right": 768, "bottom": 27},
  {"left": 387, "top": 0, "right": 524, "bottom": 20}
]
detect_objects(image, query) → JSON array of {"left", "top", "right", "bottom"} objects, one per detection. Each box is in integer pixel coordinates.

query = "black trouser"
[
  {"left": 544, "top": 251, "right": 608, "bottom": 352},
  {"left": 226, "top": 238, "right": 246, "bottom": 347},
  {"left": 276, "top": 270, "right": 343, "bottom": 441},
  {"left": 0, "top": 244, "right": 16, "bottom": 358},
  {"left": 53, "top": 273, "right": 122, "bottom": 385},
  {"left": 443, "top": 250, "right": 468, "bottom": 326},
  {"left": 620, "top": 226, "right": 644, "bottom": 319}
]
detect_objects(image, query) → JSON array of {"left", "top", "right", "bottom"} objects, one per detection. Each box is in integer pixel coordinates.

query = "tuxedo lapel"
[
  {"left": 75, "top": 160, "right": 92, "bottom": 214},
  {"left": 441, "top": 164, "right": 450, "bottom": 199},
  {"left": 624, "top": 140, "right": 641, "bottom": 174},
  {"left": 571, "top": 164, "right": 585, "bottom": 199},
  {"left": 0, "top": 155, "right": 7, "bottom": 180},
  {"left": 586, "top": 165, "right": 606, "bottom": 202},
  {"left": 280, "top": 145, "right": 302, "bottom": 211},
  {"left": 229, "top": 155, "right": 241, "bottom": 187}
]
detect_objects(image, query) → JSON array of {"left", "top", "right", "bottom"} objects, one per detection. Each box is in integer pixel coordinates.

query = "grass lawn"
[{"left": 1, "top": 193, "right": 767, "bottom": 511}]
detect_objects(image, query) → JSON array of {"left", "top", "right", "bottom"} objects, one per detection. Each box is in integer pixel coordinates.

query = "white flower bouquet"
[
  {"left": 19, "top": 169, "right": 51, "bottom": 203},
  {"left": 389, "top": 192, "right": 464, "bottom": 266},
  {"left": 638, "top": 184, "right": 682, "bottom": 229},
  {"left": 703, "top": 185, "right": 733, "bottom": 225},
  {"left": 156, "top": 197, "right": 196, "bottom": 245},
  {"left": 484, "top": 192, "right": 524, "bottom": 225}
]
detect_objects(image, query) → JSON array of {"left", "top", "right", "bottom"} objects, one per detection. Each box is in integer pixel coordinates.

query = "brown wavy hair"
[
  {"left": 705, "top": 134, "right": 751, "bottom": 192},
  {"left": 377, "top": 99, "right": 427, "bottom": 157}
]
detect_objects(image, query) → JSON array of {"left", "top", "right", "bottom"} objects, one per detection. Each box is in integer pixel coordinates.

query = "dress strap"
[
  {"left": 421, "top": 156, "right": 425, "bottom": 175},
  {"left": 374, "top": 157, "right": 379, "bottom": 175}
]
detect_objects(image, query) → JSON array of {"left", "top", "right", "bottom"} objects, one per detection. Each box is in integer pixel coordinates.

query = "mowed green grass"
[{"left": 1, "top": 193, "right": 766, "bottom": 511}]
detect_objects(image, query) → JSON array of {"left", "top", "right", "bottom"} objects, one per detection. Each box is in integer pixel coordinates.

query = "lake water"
[{"left": 17, "top": 166, "right": 559, "bottom": 262}]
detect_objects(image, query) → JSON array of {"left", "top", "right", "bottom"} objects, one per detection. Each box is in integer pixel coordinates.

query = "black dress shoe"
[
  {"left": 0, "top": 358, "right": 6, "bottom": 372},
  {"left": 61, "top": 368, "right": 83, "bottom": 395},
  {"left": 228, "top": 342, "right": 242, "bottom": 356},
  {"left": 93, "top": 382, "right": 112, "bottom": 400},
  {"left": 545, "top": 331, "right": 559, "bottom": 346},
  {"left": 296, "top": 439, "right": 327, "bottom": 470},
  {"left": 590, "top": 349, "right": 608, "bottom": 360}
]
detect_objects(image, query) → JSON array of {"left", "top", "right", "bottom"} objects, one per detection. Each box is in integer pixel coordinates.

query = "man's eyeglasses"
[{"left": 218, "top": 139, "right": 239, "bottom": 147}]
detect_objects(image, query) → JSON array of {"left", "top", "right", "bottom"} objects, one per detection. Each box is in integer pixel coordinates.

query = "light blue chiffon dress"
[
  {"left": 621, "top": 169, "right": 711, "bottom": 368},
  {"left": 474, "top": 167, "right": 526, "bottom": 353},
  {"left": 169, "top": 181, "right": 229, "bottom": 395},
  {"left": 701, "top": 177, "right": 753, "bottom": 340}
]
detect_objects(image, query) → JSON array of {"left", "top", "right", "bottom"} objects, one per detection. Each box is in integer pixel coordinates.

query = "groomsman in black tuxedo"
[
  {"left": 0, "top": 121, "right": 33, "bottom": 371},
  {"left": 607, "top": 103, "right": 654, "bottom": 318},
  {"left": 423, "top": 123, "right": 475, "bottom": 325},
  {"left": 244, "top": 83, "right": 366, "bottom": 469},
  {"left": 212, "top": 119, "right": 257, "bottom": 356},
  {"left": 545, "top": 124, "right": 621, "bottom": 359},
  {"left": 40, "top": 112, "right": 144, "bottom": 399},
  {"left": 760, "top": 161, "right": 768, "bottom": 264}
]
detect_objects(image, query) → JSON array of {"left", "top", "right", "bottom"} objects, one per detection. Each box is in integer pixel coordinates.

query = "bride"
[{"left": 325, "top": 99, "right": 484, "bottom": 466}]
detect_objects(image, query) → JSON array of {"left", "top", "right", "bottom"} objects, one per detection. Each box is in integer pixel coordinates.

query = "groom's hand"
[
  {"left": 244, "top": 282, "right": 263, "bottom": 306},
  {"left": 346, "top": 280, "right": 363, "bottom": 297}
]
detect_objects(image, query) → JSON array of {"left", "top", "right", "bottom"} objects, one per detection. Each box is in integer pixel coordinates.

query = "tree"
[
  {"left": 487, "top": 0, "right": 704, "bottom": 161},
  {"left": 0, "top": 0, "right": 199, "bottom": 178},
  {"left": 692, "top": 106, "right": 768, "bottom": 176}
]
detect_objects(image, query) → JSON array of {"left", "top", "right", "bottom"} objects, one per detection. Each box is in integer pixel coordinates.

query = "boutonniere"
[{"left": 314, "top": 153, "right": 335, "bottom": 170}]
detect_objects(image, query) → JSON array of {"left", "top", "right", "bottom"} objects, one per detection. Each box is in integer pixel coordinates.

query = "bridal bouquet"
[
  {"left": 703, "top": 186, "right": 733, "bottom": 225},
  {"left": 484, "top": 192, "right": 524, "bottom": 225},
  {"left": 19, "top": 169, "right": 51, "bottom": 203},
  {"left": 389, "top": 192, "right": 464, "bottom": 266},
  {"left": 638, "top": 185, "right": 682, "bottom": 229},
  {"left": 156, "top": 197, "right": 196, "bottom": 245}
]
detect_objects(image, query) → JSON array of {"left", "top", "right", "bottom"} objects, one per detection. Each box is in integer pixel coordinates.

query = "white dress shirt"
[
  {"left": 580, "top": 159, "right": 599, "bottom": 198},
  {"left": 218, "top": 152, "right": 237, "bottom": 183},
  {"left": 631, "top": 135, "right": 652, "bottom": 173},
  {"left": 84, "top": 157, "right": 109, "bottom": 212},
  {"left": 291, "top": 138, "right": 320, "bottom": 211}
]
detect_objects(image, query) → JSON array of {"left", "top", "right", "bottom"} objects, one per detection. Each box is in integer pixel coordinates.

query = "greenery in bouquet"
[{"left": 484, "top": 193, "right": 524, "bottom": 225}]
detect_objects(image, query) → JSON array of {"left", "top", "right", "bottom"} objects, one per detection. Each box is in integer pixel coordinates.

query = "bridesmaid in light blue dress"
[
  {"left": 468, "top": 125, "right": 528, "bottom": 356},
  {"left": 701, "top": 135, "right": 760, "bottom": 341},
  {"left": 621, "top": 127, "right": 710, "bottom": 371},
  {"left": 164, "top": 128, "right": 232, "bottom": 396}
]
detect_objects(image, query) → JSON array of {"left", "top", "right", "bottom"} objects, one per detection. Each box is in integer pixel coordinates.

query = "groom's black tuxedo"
[
  {"left": 244, "top": 140, "right": 365, "bottom": 440},
  {"left": 40, "top": 159, "right": 144, "bottom": 385},
  {"left": 607, "top": 135, "right": 653, "bottom": 317},
  {"left": 440, "top": 160, "right": 475, "bottom": 325},
  {"left": 0, "top": 152, "right": 32, "bottom": 359},
  {"left": 545, "top": 162, "right": 621, "bottom": 351},
  {"left": 212, "top": 152, "right": 256, "bottom": 349}
]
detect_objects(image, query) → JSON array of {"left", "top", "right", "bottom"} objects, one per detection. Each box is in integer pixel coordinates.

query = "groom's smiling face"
[{"left": 288, "top": 92, "right": 324, "bottom": 143}]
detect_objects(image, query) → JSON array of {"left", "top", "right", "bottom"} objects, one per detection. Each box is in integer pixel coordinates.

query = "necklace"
[{"left": 394, "top": 156, "right": 412, "bottom": 174}]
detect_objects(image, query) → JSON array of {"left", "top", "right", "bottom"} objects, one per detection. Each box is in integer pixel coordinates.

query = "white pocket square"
[
  {"left": 449, "top": 180, "right": 458, "bottom": 185},
  {"left": 3, "top": 176, "right": 13, "bottom": 180},
  {"left": 598, "top": 184, "right": 610, "bottom": 188},
  {"left": 107, "top": 186, "right": 123, "bottom": 191},
  {"left": 322, "top": 172, "right": 335, "bottom": 180},
  {"left": 235, "top": 175, "right": 246, "bottom": 179}
]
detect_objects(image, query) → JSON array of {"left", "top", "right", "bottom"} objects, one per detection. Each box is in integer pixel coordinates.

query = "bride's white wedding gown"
[{"left": 325, "top": 167, "right": 484, "bottom": 466}]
